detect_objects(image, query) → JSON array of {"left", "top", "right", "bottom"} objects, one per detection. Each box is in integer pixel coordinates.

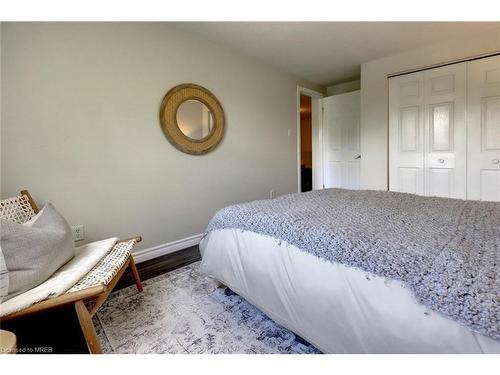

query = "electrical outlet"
[
  {"left": 270, "top": 190, "right": 276, "bottom": 199},
  {"left": 71, "top": 225, "right": 85, "bottom": 241}
]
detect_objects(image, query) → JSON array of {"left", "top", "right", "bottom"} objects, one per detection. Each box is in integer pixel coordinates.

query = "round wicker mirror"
[{"left": 159, "top": 84, "right": 225, "bottom": 155}]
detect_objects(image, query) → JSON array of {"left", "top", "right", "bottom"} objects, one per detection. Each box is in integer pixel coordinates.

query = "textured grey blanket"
[{"left": 206, "top": 188, "right": 500, "bottom": 341}]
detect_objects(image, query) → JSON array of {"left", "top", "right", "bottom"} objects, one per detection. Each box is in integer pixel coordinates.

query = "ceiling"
[{"left": 173, "top": 22, "right": 500, "bottom": 85}]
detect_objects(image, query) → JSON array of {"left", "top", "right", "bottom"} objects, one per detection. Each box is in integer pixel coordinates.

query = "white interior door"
[
  {"left": 423, "top": 63, "right": 467, "bottom": 199},
  {"left": 467, "top": 54, "right": 500, "bottom": 201},
  {"left": 322, "top": 91, "right": 360, "bottom": 189},
  {"left": 389, "top": 63, "right": 467, "bottom": 199},
  {"left": 389, "top": 71, "right": 425, "bottom": 195}
]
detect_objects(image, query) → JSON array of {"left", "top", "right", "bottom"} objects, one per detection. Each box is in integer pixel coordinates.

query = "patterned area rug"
[{"left": 94, "top": 262, "right": 321, "bottom": 354}]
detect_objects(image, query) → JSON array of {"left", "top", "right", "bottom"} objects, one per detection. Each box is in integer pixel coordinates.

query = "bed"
[{"left": 199, "top": 188, "right": 500, "bottom": 354}]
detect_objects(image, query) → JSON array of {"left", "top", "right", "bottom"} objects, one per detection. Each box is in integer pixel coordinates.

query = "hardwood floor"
[
  {"left": 1, "top": 246, "right": 201, "bottom": 354},
  {"left": 115, "top": 245, "right": 200, "bottom": 290}
]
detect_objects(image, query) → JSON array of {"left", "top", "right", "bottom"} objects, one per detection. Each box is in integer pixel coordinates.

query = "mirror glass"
[{"left": 176, "top": 100, "right": 214, "bottom": 140}]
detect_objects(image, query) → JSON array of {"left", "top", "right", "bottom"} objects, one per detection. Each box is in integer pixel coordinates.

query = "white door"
[
  {"left": 322, "top": 91, "right": 361, "bottom": 189},
  {"left": 389, "top": 71, "right": 425, "bottom": 195},
  {"left": 423, "top": 63, "right": 467, "bottom": 199},
  {"left": 467, "top": 54, "right": 500, "bottom": 201},
  {"left": 389, "top": 63, "right": 467, "bottom": 199}
]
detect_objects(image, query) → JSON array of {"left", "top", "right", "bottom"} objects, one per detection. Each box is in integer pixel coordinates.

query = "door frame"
[{"left": 297, "top": 86, "right": 324, "bottom": 192}]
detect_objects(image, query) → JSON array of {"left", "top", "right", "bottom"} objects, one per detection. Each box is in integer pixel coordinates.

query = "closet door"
[
  {"left": 467, "top": 55, "right": 500, "bottom": 201},
  {"left": 389, "top": 72, "right": 425, "bottom": 195},
  {"left": 389, "top": 63, "right": 467, "bottom": 198},
  {"left": 423, "top": 63, "right": 467, "bottom": 199}
]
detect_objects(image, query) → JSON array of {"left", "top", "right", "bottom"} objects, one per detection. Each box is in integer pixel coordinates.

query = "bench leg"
[
  {"left": 129, "top": 256, "right": 143, "bottom": 292},
  {"left": 74, "top": 300, "right": 102, "bottom": 354}
]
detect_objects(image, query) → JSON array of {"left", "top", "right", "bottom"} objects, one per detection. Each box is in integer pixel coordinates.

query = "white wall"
[
  {"left": 326, "top": 80, "right": 360, "bottom": 96},
  {"left": 0, "top": 23, "right": 322, "bottom": 254},
  {"left": 360, "top": 27, "right": 500, "bottom": 190}
]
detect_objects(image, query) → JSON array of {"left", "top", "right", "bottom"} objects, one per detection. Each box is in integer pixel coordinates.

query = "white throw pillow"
[
  {"left": 0, "top": 203, "right": 75, "bottom": 301},
  {"left": 0, "top": 248, "right": 8, "bottom": 303}
]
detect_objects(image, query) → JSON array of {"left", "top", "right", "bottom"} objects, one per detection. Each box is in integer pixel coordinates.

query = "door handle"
[
  {"left": 492, "top": 158, "right": 500, "bottom": 165},
  {"left": 437, "top": 158, "right": 445, "bottom": 164},
  {"left": 354, "top": 155, "right": 361, "bottom": 159}
]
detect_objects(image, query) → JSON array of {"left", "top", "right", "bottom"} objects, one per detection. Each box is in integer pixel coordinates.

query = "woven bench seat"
[{"left": 68, "top": 239, "right": 136, "bottom": 293}]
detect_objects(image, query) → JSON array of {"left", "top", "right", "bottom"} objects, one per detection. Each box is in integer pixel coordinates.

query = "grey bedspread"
[{"left": 206, "top": 188, "right": 499, "bottom": 341}]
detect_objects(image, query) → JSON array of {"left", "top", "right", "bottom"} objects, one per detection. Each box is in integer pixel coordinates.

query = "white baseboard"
[{"left": 132, "top": 233, "right": 204, "bottom": 263}]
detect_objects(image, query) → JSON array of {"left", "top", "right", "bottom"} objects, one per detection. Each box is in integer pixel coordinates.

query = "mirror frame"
[{"left": 159, "top": 84, "right": 225, "bottom": 155}]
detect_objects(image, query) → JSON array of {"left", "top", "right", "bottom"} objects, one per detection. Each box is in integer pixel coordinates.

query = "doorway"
[
  {"left": 300, "top": 94, "right": 313, "bottom": 192},
  {"left": 297, "top": 86, "right": 323, "bottom": 193}
]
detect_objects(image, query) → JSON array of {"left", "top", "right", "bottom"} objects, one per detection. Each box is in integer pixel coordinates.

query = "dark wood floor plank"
[{"left": 116, "top": 245, "right": 201, "bottom": 290}]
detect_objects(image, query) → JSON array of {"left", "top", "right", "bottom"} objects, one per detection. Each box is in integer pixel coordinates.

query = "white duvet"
[{"left": 199, "top": 229, "right": 500, "bottom": 354}]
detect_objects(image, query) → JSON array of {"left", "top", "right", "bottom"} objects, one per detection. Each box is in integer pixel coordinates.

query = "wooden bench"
[{"left": 0, "top": 190, "right": 143, "bottom": 353}]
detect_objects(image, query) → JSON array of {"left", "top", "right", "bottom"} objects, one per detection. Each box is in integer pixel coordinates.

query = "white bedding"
[{"left": 199, "top": 229, "right": 500, "bottom": 354}]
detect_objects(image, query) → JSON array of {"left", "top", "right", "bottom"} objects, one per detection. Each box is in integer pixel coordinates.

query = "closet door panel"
[
  {"left": 423, "top": 63, "right": 467, "bottom": 199},
  {"left": 398, "top": 167, "right": 420, "bottom": 194},
  {"left": 429, "top": 102, "right": 453, "bottom": 151},
  {"left": 467, "top": 55, "right": 500, "bottom": 201},
  {"left": 389, "top": 72, "right": 425, "bottom": 195},
  {"left": 399, "top": 106, "right": 420, "bottom": 151},
  {"left": 482, "top": 96, "right": 500, "bottom": 150},
  {"left": 481, "top": 170, "right": 500, "bottom": 201},
  {"left": 429, "top": 168, "right": 453, "bottom": 198}
]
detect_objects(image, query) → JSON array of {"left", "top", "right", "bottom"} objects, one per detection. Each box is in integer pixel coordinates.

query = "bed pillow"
[
  {"left": 0, "top": 248, "right": 8, "bottom": 303},
  {"left": 0, "top": 203, "right": 75, "bottom": 301}
]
